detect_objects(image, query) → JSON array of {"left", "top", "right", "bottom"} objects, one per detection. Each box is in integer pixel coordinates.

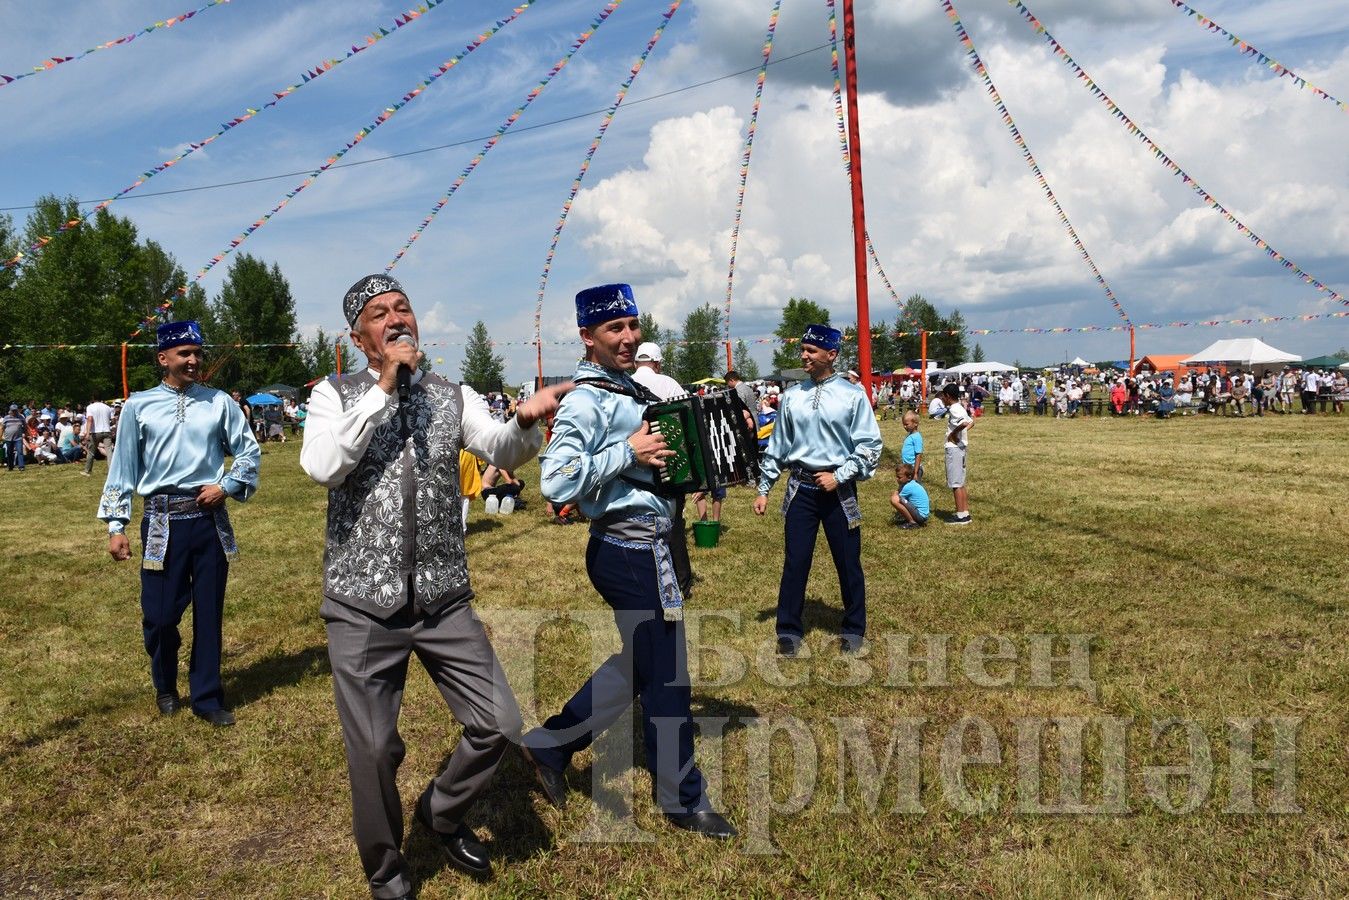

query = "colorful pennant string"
[
  {"left": 531, "top": 1, "right": 684, "bottom": 348},
  {"left": 3, "top": 1, "right": 445, "bottom": 272},
  {"left": 385, "top": 0, "right": 625, "bottom": 272},
  {"left": 1008, "top": 0, "right": 1345, "bottom": 307},
  {"left": 1, "top": 0, "right": 233, "bottom": 89},
  {"left": 8, "top": 309, "right": 1347, "bottom": 352},
  {"left": 944, "top": 0, "right": 1131, "bottom": 325},
  {"left": 723, "top": 0, "right": 783, "bottom": 351},
  {"left": 131, "top": 2, "right": 538, "bottom": 335},
  {"left": 1166, "top": 0, "right": 1348, "bottom": 114},
  {"left": 825, "top": 0, "right": 917, "bottom": 330}
]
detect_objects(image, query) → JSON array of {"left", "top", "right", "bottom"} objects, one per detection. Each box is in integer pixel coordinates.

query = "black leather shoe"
[
  {"left": 192, "top": 707, "right": 235, "bottom": 727},
  {"left": 520, "top": 744, "right": 568, "bottom": 809},
  {"left": 155, "top": 692, "right": 181, "bottom": 716},
  {"left": 840, "top": 636, "right": 864, "bottom": 654},
  {"left": 415, "top": 800, "right": 491, "bottom": 877},
  {"left": 776, "top": 637, "right": 798, "bottom": 658},
  {"left": 665, "top": 809, "right": 738, "bottom": 840}
]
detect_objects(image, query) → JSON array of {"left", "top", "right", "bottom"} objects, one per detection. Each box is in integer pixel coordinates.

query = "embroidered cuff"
[{"left": 108, "top": 521, "right": 126, "bottom": 535}]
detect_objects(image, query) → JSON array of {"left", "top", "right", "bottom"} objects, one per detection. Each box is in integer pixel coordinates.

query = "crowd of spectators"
[
  {"left": 2, "top": 397, "right": 120, "bottom": 472},
  {"left": 869, "top": 364, "right": 1347, "bottom": 421}
]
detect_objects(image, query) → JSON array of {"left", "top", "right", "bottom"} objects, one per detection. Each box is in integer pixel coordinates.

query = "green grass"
[{"left": 1, "top": 413, "right": 1347, "bottom": 898}]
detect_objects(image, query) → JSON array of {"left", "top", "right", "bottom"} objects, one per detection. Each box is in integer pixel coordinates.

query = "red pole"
[
  {"left": 120, "top": 342, "right": 129, "bottom": 399},
  {"left": 842, "top": 0, "right": 872, "bottom": 396},
  {"left": 920, "top": 331, "right": 928, "bottom": 400},
  {"left": 335, "top": 340, "right": 343, "bottom": 377},
  {"left": 1128, "top": 326, "right": 1136, "bottom": 375},
  {"left": 536, "top": 339, "right": 544, "bottom": 393},
  {"left": 725, "top": 339, "right": 733, "bottom": 374}
]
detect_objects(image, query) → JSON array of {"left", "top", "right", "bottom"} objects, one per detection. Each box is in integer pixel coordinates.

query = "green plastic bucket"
[{"left": 692, "top": 520, "right": 721, "bottom": 548}]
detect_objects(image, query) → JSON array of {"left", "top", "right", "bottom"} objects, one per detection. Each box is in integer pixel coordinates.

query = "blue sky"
[{"left": 2, "top": 0, "right": 1346, "bottom": 379}]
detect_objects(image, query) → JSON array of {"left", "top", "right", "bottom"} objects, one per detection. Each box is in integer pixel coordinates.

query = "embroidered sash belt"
[
  {"left": 142, "top": 493, "right": 239, "bottom": 571},
  {"left": 589, "top": 514, "right": 683, "bottom": 622}
]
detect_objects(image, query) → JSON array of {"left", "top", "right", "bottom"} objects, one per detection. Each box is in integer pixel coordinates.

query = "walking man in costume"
[
  {"left": 520, "top": 283, "right": 737, "bottom": 840},
  {"left": 97, "top": 320, "right": 260, "bottom": 726},
  {"left": 753, "top": 324, "right": 882, "bottom": 656},
  {"left": 300, "top": 274, "right": 568, "bottom": 895}
]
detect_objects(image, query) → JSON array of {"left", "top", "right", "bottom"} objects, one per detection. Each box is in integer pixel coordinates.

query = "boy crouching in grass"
[{"left": 890, "top": 463, "right": 929, "bottom": 529}]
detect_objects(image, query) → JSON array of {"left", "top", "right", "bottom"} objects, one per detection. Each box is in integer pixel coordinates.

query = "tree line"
[
  {"left": 2, "top": 195, "right": 972, "bottom": 401},
  {"left": 0, "top": 196, "right": 347, "bottom": 403}
]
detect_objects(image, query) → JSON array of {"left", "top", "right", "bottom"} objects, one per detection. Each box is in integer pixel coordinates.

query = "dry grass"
[{"left": 1, "top": 412, "right": 1346, "bottom": 898}]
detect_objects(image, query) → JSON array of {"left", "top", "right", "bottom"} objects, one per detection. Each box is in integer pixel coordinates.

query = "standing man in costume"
[
  {"left": 300, "top": 275, "right": 568, "bottom": 895},
  {"left": 520, "top": 284, "right": 737, "bottom": 840},
  {"left": 753, "top": 324, "right": 882, "bottom": 656},
  {"left": 97, "top": 320, "right": 260, "bottom": 725}
]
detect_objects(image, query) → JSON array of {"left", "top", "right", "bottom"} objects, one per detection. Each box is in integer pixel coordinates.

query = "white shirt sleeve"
[
  {"left": 459, "top": 384, "right": 543, "bottom": 471},
  {"left": 299, "top": 379, "right": 398, "bottom": 489}
]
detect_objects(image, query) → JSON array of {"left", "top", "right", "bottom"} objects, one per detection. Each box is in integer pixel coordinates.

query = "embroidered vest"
[{"left": 322, "top": 370, "right": 470, "bottom": 619}]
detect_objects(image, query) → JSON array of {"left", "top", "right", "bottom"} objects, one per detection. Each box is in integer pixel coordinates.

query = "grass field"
[{"left": 1, "top": 412, "right": 1346, "bottom": 898}]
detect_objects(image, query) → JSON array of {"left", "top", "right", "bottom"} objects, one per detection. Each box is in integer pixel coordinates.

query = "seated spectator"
[
  {"left": 56, "top": 420, "right": 84, "bottom": 462},
  {"left": 33, "top": 427, "right": 59, "bottom": 464},
  {"left": 1230, "top": 372, "right": 1248, "bottom": 416},
  {"left": 890, "top": 463, "right": 930, "bottom": 529},
  {"left": 1157, "top": 379, "right": 1177, "bottom": 419},
  {"left": 928, "top": 392, "right": 947, "bottom": 419},
  {"left": 1110, "top": 380, "right": 1127, "bottom": 415}
]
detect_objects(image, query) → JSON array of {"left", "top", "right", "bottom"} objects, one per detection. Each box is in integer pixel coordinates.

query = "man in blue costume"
[
  {"left": 753, "top": 324, "right": 882, "bottom": 656},
  {"left": 97, "top": 320, "right": 260, "bottom": 726},
  {"left": 519, "top": 283, "right": 737, "bottom": 840}
]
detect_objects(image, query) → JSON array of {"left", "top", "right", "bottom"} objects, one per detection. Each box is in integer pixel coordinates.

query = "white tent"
[
  {"left": 942, "top": 361, "right": 1018, "bottom": 374},
  {"left": 1069, "top": 356, "right": 1090, "bottom": 367},
  {"left": 1181, "top": 338, "right": 1300, "bottom": 368}
]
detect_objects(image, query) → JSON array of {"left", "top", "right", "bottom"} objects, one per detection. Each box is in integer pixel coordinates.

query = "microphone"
[{"left": 394, "top": 333, "right": 417, "bottom": 404}]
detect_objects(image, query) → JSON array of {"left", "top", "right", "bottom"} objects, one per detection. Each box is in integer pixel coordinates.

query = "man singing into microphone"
[{"left": 301, "top": 275, "right": 568, "bottom": 895}]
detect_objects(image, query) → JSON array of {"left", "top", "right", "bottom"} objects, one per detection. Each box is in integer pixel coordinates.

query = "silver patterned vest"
[{"left": 322, "top": 369, "right": 470, "bottom": 619}]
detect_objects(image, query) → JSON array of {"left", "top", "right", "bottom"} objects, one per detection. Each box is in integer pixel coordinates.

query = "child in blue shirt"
[
  {"left": 890, "top": 463, "right": 929, "bottom": 529},
  {"left": 900, "top": 411, "right": 923, "bottom": 481}
]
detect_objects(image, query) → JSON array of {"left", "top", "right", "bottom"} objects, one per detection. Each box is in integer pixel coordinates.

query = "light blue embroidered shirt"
[
  {"left": 757, "top": 373, "right": 883, "bottom": 494},
  {"left": 540, "top": 361, "right": 671, "bottom": 522},
  {"left": 97, "top": 382, "right": 261, "bottom": 534}
]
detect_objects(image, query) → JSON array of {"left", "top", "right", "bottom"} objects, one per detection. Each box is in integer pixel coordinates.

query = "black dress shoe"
[
  {"left": 415, "top": 801, "right": 491, "bottom": 877},
  {"left": 520, "top": 744, "right": 568, "bottom": 809},
  {"left": 665, "top": 809, "right": 738, "bottom": 840},
  {"left": 840, "top": 636, "right": 864, "bottom": 654},
  {"left": 192, "top": 707, "right": 235, "bottom": 727},
  {"left": 776, "top": 637, "right": 798, "bottom": 658},
  {"left": 156, "top": 692, "right": 181, "bottom": 716}
]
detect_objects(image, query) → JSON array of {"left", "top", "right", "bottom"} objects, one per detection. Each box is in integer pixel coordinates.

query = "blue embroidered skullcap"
[
  {"left": 156, "top": 320, "right": 204, "bottom": 351},
  {"left": 801, "top": 323, "right": 841, "bottom": 351},
  {"left": 576, "top": 283, "right": 639, "bottom": 328},
  {"left": 343, "top": 274, "right": 406, "bottom": 328}
]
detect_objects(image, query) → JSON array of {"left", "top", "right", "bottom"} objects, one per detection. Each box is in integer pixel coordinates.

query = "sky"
[{"left": 2, "top": 0, "right": 1346, "bottom": 381}]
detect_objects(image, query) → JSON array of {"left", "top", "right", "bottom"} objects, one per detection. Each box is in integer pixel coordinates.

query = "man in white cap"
[{"left": 631, "top": 341, "right": 684, "bottom": 401}]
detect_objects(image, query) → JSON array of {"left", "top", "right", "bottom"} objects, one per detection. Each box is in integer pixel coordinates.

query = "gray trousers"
[
  {"left": 83, "top": 431, "right": 111, "bottom": 474},
  {"left": 322, "top": 595, "right": 524, "bottom": 899}
]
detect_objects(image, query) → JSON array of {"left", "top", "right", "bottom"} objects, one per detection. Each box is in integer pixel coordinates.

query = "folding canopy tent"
[
  {"left": 941, "top": 361, "right": 1018, "bottom": 374},
  {"left": 1181, "top": 338, "right": 1300, "bottom": 368},
  {"left": 1300, "top": 355, "right": 1344, "bottom": 368}
]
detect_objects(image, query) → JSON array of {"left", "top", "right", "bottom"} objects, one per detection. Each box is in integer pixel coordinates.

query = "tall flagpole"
[{"left": 842, "top": 0, "right": 873, "bottom": 396}]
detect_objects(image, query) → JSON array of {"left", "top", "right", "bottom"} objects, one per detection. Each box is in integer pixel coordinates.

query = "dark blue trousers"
[
  {"left": 139, "top": 516, "right": 229, "bottom": 712},
  {"left": 776, "top": 483, "right": 866, "bottom": 643},
  {"left": 525, "top": 537, "right": 709, "bottom": 815}
]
